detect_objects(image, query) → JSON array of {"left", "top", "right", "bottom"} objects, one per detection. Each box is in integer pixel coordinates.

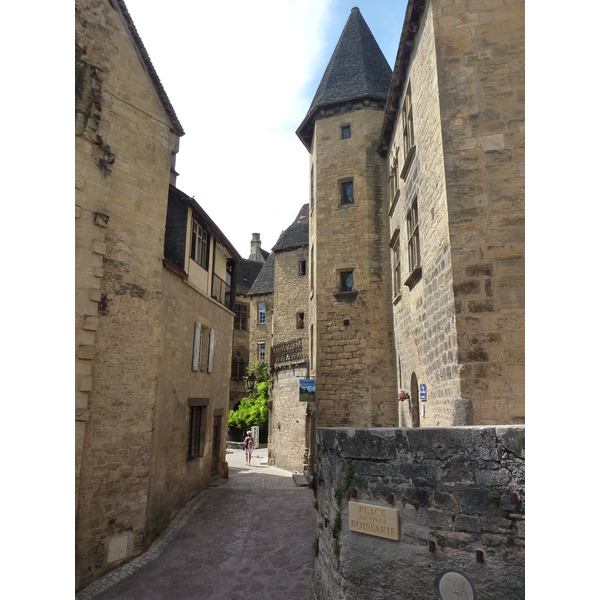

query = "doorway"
[
  {"left": 410, "top": 373, "right": 420, "bottom": 428},
  {"left": 211, "top": 415, "right": 221, "bottom": 477}
]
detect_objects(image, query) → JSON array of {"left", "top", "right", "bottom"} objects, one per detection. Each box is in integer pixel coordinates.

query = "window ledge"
[
  {"left": 393, "top": 292, "right": 402, "bottom": 305},
  {"left": 400, "top": 145, "right": 416, "bottom": 180},
  {"left": 333, "top": 290, "right": 359, "bottom": 301},
  {"left": 404, "top": 266, "right": 422, "bottom": 290},
  {"left": 389, "top": 188, "right": 400, "bottom": 216}
]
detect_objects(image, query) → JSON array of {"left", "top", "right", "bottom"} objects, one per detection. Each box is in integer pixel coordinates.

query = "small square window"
[
  {"left": 297, "top": 312, "right": 305, "bottom": 329},
  {"left": 340, "top": 271, "right": 353, "bottom": 292},
  {"left": 341, "top": 180, "right": 354, "bottom": 205},
  {"left": 299, "top": 260, "right": 307, "bottom": 276},
  {"left": 341, "top": 125, "right": 351, "bottom": 139}
]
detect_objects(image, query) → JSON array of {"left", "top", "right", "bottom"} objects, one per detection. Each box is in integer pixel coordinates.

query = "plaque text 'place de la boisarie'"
[{"left": 348, "top": 501, "right": 400, "bottom": 541}]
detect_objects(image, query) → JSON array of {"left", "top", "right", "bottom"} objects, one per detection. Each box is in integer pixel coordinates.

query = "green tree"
[{"left": 228, "top": 361, "right": 269, "bottom": 430}]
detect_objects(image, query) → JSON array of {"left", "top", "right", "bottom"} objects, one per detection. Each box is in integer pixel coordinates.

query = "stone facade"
[
  {"left": 248, "top": 292, "right": 272, "bottom": 365},
  {"left": 380, "top": 0, "right": 525, "bottom": 426},
  {"left": 269, "top": 209, "right": 311, "bottom": 473},
  {"left": 75, "top": 0, "right": 240, "bottom": 590},
  {"left": 308, "top": 107, "right": 398, "bottom": 429},
  {"left": 312, "top": 426, "right": 525, "bottom": 600}
]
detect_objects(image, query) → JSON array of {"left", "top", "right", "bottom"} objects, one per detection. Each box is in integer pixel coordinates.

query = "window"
[
  {"left": 231, "top": 351, "right": 246, "bottom": 379},
  {"left": 402, "top": 84, "right": 414, "bottom": 160},
  {"left": 393, "top": 239, "right": 401, "bottom": 297},
  {"left": 297, "top": 312, "right": 304, "bottom": 329},
  {"left": 389, "top": 147, "right": 399, "bottom": 207},
  {"left": 234, "top": 304, "right": 248, "bottom": 330},
  {"left": 341, "top": 180, "right": 354, "bottom": 205},
  {"left": 341, "top": 125, "right": 351, "bottom": 139},
  {"left": 258, "top": 341, "right": 266, "bottom": 361},
  {"left": 258, "top": 302, "right": 266, "bottom": 325},
  {"left": 187, "top": 406, "right": 203, "bottom": 461},
  {"left": 190, "top": 218, "right": 210, "bottom": 270},
  {"left": 192, "top": 323, "right": 214, "bottom": 372},
  {"left": 310, "top": 246, "right": 314, "bottom": 291},
  {"left": 407, "top": 198, "right": 420, "bottom": 274},
  {"left": 310, "top": 324, "right": 314, "bottom": 372},
  {"left": 340, "top": 271, "right": 353, "bottom": 292},
  {"left": 299, "top": 260, "right": 307, "bottom": 276}
]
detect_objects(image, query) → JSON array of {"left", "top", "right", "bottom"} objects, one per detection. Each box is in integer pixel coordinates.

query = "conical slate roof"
[{"left": 296, "top": 7, "right": 392, "bottom": 150}]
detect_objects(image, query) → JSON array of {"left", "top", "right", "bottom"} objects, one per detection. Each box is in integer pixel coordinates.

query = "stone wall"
[
  {"left": 273, "top": 246, "right": 309, "bottom": 347},
  {"left": 432, "top": 0, "right": 525, "bottom": 424},
  {"left": 146, "top": 268, "right": 234, "bottom": 540},
  {"left": 388, "top": 0, "right": 460, "bottom": 428},
  {"left": 312, "top": 426, "right": 525, "bottom": 600},
  {"left": 310, "top": 108, "right": 397, "bottom": 428},
  {"left": 75, "top": 0, "right": 179, "bottom": 589},
  {"left": 249, "top": 293, "right": 272, "bottom": 365},
  {"left": 269, "top": 363, "right": 310, "bottom": 472},
  {"left": 230, "top": 296, "right": 251, "bottom": 409}
]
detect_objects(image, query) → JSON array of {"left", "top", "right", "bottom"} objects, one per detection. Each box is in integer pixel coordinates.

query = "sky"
[{"left": 124, "top": 0, "right": 408, "bottom": 258}]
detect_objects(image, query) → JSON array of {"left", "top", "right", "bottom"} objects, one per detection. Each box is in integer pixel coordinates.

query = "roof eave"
[{"left": 377, "top": 0, "right": 427, "bottom": 158}]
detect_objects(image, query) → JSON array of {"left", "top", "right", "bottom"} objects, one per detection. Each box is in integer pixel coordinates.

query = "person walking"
[{"left": 244, "top": 430, "right": 254, "bottom": 466}]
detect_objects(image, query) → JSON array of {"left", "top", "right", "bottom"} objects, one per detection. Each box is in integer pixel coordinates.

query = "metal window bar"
[{"left": 187, "top": 406, "right": 201, "bottom": 461}]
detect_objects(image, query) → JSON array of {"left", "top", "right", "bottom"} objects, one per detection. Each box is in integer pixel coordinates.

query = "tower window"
[
  {"left": 340, "top": 271, "right": 353, "bottom": 292},
  {"left": 341, "top": 180, "right": 354, "bottom": 205},
  {"left": 299, "top": 260, "right": 307, "bottom": 276},
  {"left": 297, "top": 312, "right": 305, "bottom": 329},
  {"left": 258, "top": 302, "right": 266, "bottom": 325},
  {"left": 407, "top": 198, "right": 420, "bottom": 273},
  {"left": 341, "top": 125, "right": 351, "bottom": 139}
]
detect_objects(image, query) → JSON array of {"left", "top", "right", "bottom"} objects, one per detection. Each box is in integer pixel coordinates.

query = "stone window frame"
[
  {"left": 340, "top": 178, "right": 354, "bottom": 206},
  {"left": 389, "top": 146, "right": 400, "bottom": 215},
  {"left": 258, "top": 341, "right": 266, "bottom": 361},
  {"left": 258, "top": 302, "right": 266, "bottom": 325},
  {"left": 234, "top": 303, "right": 248, "bottom": 330},
  {"left": 404, "top": 197, "right": 422, "bottom": 289},
  {"left": 190, "top": 217, "right": 210, "bottom": 270},
  {"left": 333, "top": 268, "right": 358, "bottom": 300},
  {"left": 341, "top": 124, "right": 351, "bottom": 139},
  {"left": 296, "top": 311, "right": 305, "bottom": 330},
  {"left": 389, "top": 228, "right": 402, "bottom": 302},
  {"left": 400, "top": 83, "right": 416, "bottom": 180},
  {"left": 299, "top": 260, "right": 307, "bottom": 277},
  {"left": 186, "top": 401, "right": 208, "bottom": 462}
]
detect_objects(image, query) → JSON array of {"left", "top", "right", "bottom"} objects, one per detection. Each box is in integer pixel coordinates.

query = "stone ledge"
[{"left": 332, "top": 290, "right": 359, "bottom": 302}]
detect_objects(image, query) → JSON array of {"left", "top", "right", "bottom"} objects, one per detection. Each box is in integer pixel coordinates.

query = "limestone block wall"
[
  {"left": 388, "top": 0, "right": 460, "bottom": 428},
  {"left": 249, "top": 293, "right": 272, "bottom": 365},
  {"left": 146, "top": 268, "right": 234, "bottom": 538},
  {"left": 310, "top": 109, "right": 397, "bottom": 429},
  {"left": 269, "top": 364, "right": 310, "bottom": 472},
  {"left": 432, "top": 0, "right": 525, "bottom": 424},
  {"left": 230, "top": 296, "right": 251, "bottom": 409},
  {"left": 312, "top": 426, "right": 525, "bottom": 600},
  {"left": 75, "top": 0, "right": 180, "bottom": 589},
  {"left": 273, "top": 247, "right": 309, "bottom": 347}
]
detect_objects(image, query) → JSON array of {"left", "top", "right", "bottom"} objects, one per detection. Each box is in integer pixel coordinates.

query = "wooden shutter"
[
  {"left": 192, "top": 322, "right": 201, "bottom": 371},
  {"left": 208, "top": 328, "right": 215, "bottom": 373}
]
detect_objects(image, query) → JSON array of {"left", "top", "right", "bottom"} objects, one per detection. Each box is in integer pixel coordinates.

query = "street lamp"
[{"left": 245, "top": 373, "right": 256, "bottom": 392}]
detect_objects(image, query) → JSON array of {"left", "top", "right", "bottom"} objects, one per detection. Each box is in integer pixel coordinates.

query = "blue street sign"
[{"left": 419, "top": 383, "right": 427, "bottom": 401}]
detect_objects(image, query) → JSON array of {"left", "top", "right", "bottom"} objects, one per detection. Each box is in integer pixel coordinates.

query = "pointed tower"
[{"left": 298, "top": 7, "right": 397, "bottom": 428}]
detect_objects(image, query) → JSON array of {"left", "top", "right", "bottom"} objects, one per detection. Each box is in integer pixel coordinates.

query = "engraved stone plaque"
[
  {"left": 439, "top": 572, "right": 474, "bottom": 600},
  {"left": 348, "top": 501, "right": 399, "bottom": 541}
]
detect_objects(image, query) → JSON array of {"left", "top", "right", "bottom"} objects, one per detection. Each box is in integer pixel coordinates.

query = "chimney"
[{"left": 250, "top": 233, "right": 265, "bottom": 263}]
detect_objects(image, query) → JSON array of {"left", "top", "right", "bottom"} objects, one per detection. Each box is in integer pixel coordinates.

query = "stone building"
[
  {"left": 378, "top": 0, "right": 525, "bottom": 427},
  {"left": 302, "top": 4, "right": 525, "bottom": 599},
  {"left": 75, "top": 0, "right": 241, "bottom": 590},
  {"left": 229, "top": 244, "right": 265, "bottom": 411},
  {"left": 247, "top": 253, "right": 274, "bottom": 366},
  {"left": 297, "top": 6, "right": 398, "bottom": 430},
  {"left": 268, "top": 205, "right": 312, "bottom": 473}
]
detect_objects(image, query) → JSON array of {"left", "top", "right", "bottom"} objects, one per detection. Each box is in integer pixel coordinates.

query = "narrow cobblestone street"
[{"left": 77, "top": 449, "right": 315, "bottom": 600}]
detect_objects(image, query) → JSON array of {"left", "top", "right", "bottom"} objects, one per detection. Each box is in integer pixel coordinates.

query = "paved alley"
[{"left": 77, "top": 449, "right": 316, "bottom": 600}]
